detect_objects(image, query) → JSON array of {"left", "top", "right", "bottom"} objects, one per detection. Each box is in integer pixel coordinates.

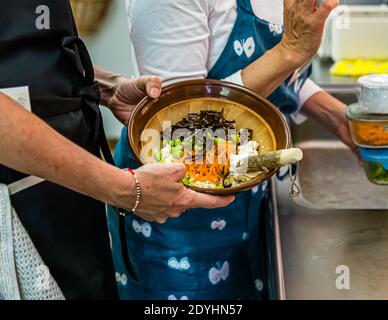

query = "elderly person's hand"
[
  {"left": 281, "top": 0, "right": 339, "bottom": 66},
  {"left": 117, "top": 163, "right": 235, "bottom": 224}
]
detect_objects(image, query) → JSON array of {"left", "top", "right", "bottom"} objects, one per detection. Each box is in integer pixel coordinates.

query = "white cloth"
[
  {"left": 126, "top": 0, "right": 322, "bottom": 108},
  {"left": 0, "top": 184, "right": 64, "bottom": 300}
]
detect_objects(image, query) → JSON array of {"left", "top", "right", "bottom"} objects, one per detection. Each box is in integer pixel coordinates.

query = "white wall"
[{"left": 82, "top": 0, "right": 138, "bottom": 139}]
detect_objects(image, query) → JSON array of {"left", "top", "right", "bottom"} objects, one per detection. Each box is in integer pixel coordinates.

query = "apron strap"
[
  {"left": 8, "top": 176, "right": 45, "bottom": 196},
  {"left": 236, "top": 0, "right": 255, "bottom": 15}
]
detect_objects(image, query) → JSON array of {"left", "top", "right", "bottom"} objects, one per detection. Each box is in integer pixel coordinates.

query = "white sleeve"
[
  {"left": 223, "top": 70, "right": 244, "bottom": 86},
  {"left": 298, "top": 78, "right": 323, "bottom": 108},
  {"left": 127, "top": 0, "right": 213, "bottom": 85}
]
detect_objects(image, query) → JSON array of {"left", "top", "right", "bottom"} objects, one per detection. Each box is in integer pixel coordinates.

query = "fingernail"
[{"left": 150, "top": 88, "right": 159, "bottom": 98}]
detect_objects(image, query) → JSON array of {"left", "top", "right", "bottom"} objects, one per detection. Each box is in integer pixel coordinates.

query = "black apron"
[{"left": 0, "top": 0, "right": 117, "bottom": 300}]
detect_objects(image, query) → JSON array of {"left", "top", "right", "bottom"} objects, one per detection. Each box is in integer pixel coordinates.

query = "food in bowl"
[
  {"left": 152, "top": 108, "right": 302, "bottom": 189},
  {"left": 128, "top": 79, "right": 293, "bottom": 195}
]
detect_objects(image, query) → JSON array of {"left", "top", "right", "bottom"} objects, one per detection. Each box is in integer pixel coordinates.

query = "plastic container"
[
  {"left": 360, "top": 148, "right": 388, "bottom": 185},
  {"left": 357, "top": 74, "right": 388, "bottom": 114},
  {"left": 347, "top": 103, "right": 388, "bottom": 148}
]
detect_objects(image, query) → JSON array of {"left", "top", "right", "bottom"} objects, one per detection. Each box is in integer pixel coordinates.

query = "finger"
[
  {"left": 133, "top": 212, "right": 155, "bottom": 222},
  {"left": 315, "top": 0, "right": 338, "bottom": 20},
  {"left": 301, "top": 0, "right": 318, "bottom": 12},
  {"left": 188, "top": 191, "right": 235, "bottom": 210},
  {"left": 155, "top": 216, "right": 168, "bottom": 224},
  {"left": 145, "top": 76, "right": 162, "bottom": 98},
  {"left": 136, "top": 211, "right": 167, "bottom": 223}
]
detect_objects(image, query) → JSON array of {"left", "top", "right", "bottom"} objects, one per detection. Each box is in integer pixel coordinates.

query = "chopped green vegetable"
[
  {"left": 365, "top": 162, "right": 388, "bottom": 184},
  {"left": 182, "top": 177, "right": 191, "bottom": 186},
  {"left": 194, "top": 145, "right": 202, "bottom": 152},
  {"left": 215, "top": 137, "right": 226, "bottom": 144},
  {"left": 231, "top": 133, "right": 239, "bottom": 144},
  {"left": 154, "top": 149, "right": 162, "bottom": 162}
]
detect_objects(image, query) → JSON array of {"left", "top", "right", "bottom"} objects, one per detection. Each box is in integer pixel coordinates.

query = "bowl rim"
[{"left": 128, "top": 79, "right": 292, "bottom": 195}]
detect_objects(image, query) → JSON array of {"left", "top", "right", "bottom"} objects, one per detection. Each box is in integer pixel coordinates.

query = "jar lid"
[
  {"left": 347, "top": 103, "right": 388, "bottom": 120},
  {"left": 360, "top": 148, "right": 388, "bottom": 169},
  {"left": 358, "top": 74, "right": 388, "bottom": 89}
]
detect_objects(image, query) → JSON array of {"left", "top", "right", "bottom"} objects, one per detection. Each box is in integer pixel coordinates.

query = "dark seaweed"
[
  {"left": 173, "top": 109, "right": 235, "bottom": 131},
  {"left": 162, "top": 109, "right": 252, "bottom": 142}
]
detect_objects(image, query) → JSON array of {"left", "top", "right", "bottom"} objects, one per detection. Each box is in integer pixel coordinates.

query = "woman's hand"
[
  {"left": 94, "top": 66, "right": 162, "bottom": 124},
  {"left": 108, "top": 76, "right": 162, "bottom": 125},
  {"left": 115, "top": 163, "right": 235, "bottom": 224},
  {"left": 281, "top": 0, "right": 339, "bottom": 67}
]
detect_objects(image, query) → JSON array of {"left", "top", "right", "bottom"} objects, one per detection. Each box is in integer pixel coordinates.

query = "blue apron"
[{"left": 108, "top": 0, "right": 310, "bottom": 300}]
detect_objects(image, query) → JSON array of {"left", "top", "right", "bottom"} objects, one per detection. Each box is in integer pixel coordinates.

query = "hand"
[
  {"left": 118, "top": 163, "right": 235, "bottom": 223},
  {"left": 301, "top": 91, "right": 361, "bottom": 161},
  {"left": 108, "top": 76, "right": 162, "bottom": 125},
  {"left": 281, "top": 0, "right": 339, "bottom": 67},
  {"left": 332, "top": 104, "right": 361, "bottom": 162}
]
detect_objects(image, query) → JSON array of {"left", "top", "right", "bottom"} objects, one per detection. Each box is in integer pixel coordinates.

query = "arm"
[
  {"left": 0, "top": 93, "right": 233, "bottom": 223},
  {"left": 128, "top": 0, "right": 337, "bottom": 98},
  {"left": 0, "top": 92, "right": 131, "bottom": 207},
  {"left": 242, "top": 0, "right": 339, "bottom": 96},
  {"left": 300, "top": 91, "right": 359, "bottom": 156}
]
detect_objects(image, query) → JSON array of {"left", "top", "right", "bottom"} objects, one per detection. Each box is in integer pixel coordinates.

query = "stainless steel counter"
[
  {"left": 272, "top": 59, "right": 388, "bottom": 299},
  {"left": 276, "top": 177, "right": 388, "bottom": 300}
]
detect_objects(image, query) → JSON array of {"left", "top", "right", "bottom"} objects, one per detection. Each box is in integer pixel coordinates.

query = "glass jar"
[
  {"left": 360, "top": 148, "right": 388, "bottom": 185},
  {"left": 347, "top": 104, "right": 388, "bottom": 148}
]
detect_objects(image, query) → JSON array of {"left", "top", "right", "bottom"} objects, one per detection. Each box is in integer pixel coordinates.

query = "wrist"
[
  {"left": 94, "top": 66, "right": 124, "bottom": 108},
  {"left": 303, "top": 91, "right": 347, "bottom": 134},
  {"left": 276, "top": 41, "right": 307, "bottom": 70},
  {"left": 111, "top": 168, "right": 137, "bottom": 211}
]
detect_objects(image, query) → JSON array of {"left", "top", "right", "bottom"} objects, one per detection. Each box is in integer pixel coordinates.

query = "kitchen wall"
[{"left": 82, "top": 0, "right": 138, "bottom": 140}]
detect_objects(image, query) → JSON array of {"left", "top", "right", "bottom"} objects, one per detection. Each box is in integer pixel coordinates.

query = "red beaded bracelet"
[{"left": 120, "top": 168, "right": 141, "bottom": 216}]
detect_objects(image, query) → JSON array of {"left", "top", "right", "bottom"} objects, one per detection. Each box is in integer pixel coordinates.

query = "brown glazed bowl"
[{"left": 128, "top": 79, "right": 291, "bottom": 195}]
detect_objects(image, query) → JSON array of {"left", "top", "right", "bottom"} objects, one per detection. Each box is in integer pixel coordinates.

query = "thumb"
[
  {"left": 188, "top": 190, "right": 235, "bottom": 209},
  {"left": 144, "top": 76, "right": 162, "bottom": 99}
]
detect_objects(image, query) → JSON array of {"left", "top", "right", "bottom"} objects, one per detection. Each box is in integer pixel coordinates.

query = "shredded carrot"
[
  {"left": 178, "top": 141, "right": 235, "bottom": 185},
  {"left": 351, "top": 120, "right": 388, "bottom": 146}
]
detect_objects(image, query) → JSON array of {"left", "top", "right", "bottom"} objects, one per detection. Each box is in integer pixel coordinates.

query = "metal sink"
[
  {"left": 295, "top": 140, "right": 388, "bottom": 210},
  {"left": 273, "top": 114, "right": 388, "bottom": 300}
]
